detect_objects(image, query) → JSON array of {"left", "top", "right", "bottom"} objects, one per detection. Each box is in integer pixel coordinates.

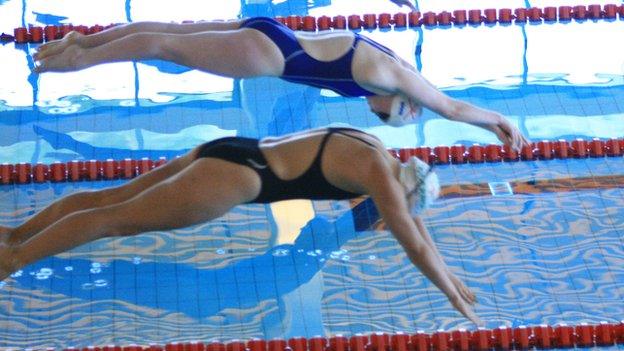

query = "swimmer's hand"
[
  {"left": 448, "top": 271, "right": 477, "bottom": 305},
  {"left": 389, "top": 0, "right": 417, "bottom": 11},
  {"left": 449, "top": 293, "right": 484, "bottom": 326},
  {"left": 489, "top": 114, "right": 530, "bottom": 153}
]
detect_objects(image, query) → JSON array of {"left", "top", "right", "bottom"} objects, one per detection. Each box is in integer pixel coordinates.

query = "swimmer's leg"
[
  {"left": 35, "top": 19, "right": 244, "bottom": 61},
  {"left": 7, "top": 149, "right": 199, "bottom": 246},
  {"left": 0, "top": 158, "right": 259, "bottom": 282},
  {"left": 0, "top": 226, "right": 11, "bottom": 245},
  {"left": 35, "top": 29, "right": 283, "bottom": 76}
]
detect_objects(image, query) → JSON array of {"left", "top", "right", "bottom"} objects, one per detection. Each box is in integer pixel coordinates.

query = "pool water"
[{"left": 0, "top": 0, "right": 623, "bottom": 348}]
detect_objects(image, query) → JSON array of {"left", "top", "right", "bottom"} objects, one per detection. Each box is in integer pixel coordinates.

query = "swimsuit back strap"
[
  {"left": 356, "top": 34, "right": 396, "bottom": 58},
  {"left": 309, "top": 127, "right": 377, "bottom": 170}
]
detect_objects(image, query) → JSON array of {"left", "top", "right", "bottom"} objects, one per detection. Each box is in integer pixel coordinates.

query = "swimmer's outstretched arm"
[
  {"left": 364, "top": 156, "right": 482, "bottom": 325},
  {"left": 413, "top": 216, "right": 477, "bottom": 305},
  {"left": 390, "top": 67, "right": 529, "bottom": 151}
]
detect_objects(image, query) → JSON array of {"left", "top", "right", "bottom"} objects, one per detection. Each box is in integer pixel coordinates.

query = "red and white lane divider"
[
  {"left": 30, "top": 321, "right": 624, "bottom": 351},
  {"left": 2, "top": 4, "right": 623, "bottom": 44},
  {"left": 0, "top": 137, "right": 622, "bottom": 185}
]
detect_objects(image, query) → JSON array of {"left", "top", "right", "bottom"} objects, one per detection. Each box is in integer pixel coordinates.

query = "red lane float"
[
  {"left": 537, "top": 140, "right": 553, "bottom": 160},
  {"left": 521, "top": 143, "right": 535, "bottom": 161},
  {"left": 287, "top": 337, "right": 306, "bottom": 351},
  {"left": 604, "top": 4, "right": 618, "bottom": 18},
  {"left": 14, "top": 27, "right": 28, "bottom": 43},
  {"left": 309, "top": 336, "right": 326, "bottom": 351},
  {"left": 574, "top": 5, "right": 588, "bottom": 20},
  {"left": 317, "top": 16, "right": 331, "bottom": 30},
  {"left": 206, "top": 343, "right": 224, "bottom": 351},
  {"left": 414, "top": 147, "right": 432, "bottom": 164},
  {"left": 378, "top": 13, "right": 392, "bottom": 29},
  {"left": 329, "top": 336, "right": 347, "bottom": 351},
  {"left": 560, "top": 5, "right": 573, "bottom": 20},
  {"left": 8, "top": 4, "right": 624, "bottom": 44},
  {"left": 555, "top": 324, "right": 575, "bottom": 348},
  {"left": 468, "top": 9, "right": 482, "bottom": 24},
  {"left": 410, "top": 331, "right": 430, "bottom": 351},
  {"left": 348, "top": 15, "right": 362, "bottom": 30},
  {"left": 483, "top": 9, "right": 497, "bottom": 24},
  {"left": 247, "top": 338, "right": 266, "bottom": 351},
  {"left": 1, "top": 136, "right": 623, "bottom": 185},
  {"left": 270, "top": 323, "right": 597, "bottom": 351},
  {"left": 332, "top": 15, "right": 346, "bottom": 29},
  {"left": 499, "top": 8, "right": 512, "bottom": 23},
  {"left": 450, "top": 329, "right": 470, "bottom": 351},
  {"left": 544, "top": 6, "right": 557, "bottom": 21},
  {"left": 390, "top": 332, "right": 408, "bottom": 351},
  {"left": 503, "top": 144, "right": 519, "bottom": 162},
  {"left": 434, "top": 146, "right": 450, "bottom": 164},
  {"left": 515, "top": 8, "right": 528, "bottom": 22},
  {"left": 363, "top": 14, "right": 377, "bottom": 29},
  {"left": 349, "top": 335, "right": 365, "bottom": 351},
  {"left": 422, "top": 12, "right": 437, "bottom": 27},
  {"left": 303, "top": 16, "right": 316, "bottom": 31},
  {"left": 485, "top": 144, "right": 501, "bottom": 162},
  {"left": 493, "top": 326, "right": 512, "bottom": 350},
  {"left": 408, "top": 11, "right": 421, "bottom": 27},
  {"left": 29, "top": 26, "right": 43, "bottom": 43},
  {"left": 451, "top": 144, "right": 467, "bottom": 164},
  {"left": 471, "top": 328, "right": 491, "bottom": 351},
  {"left": 468, "top": 144, "right": 484, "bottom": 163},
  {"left": 44, "top": 25, "right": 58, "bottom": 41},
  {"left": 527, "top": 7, "right": 543, "bottom": 22},
  {"left": 453, "top": 10, "right": 467, "bottom": 25},
  {"left": 431, "top": 330, "right": 450, "bottom": 351}
]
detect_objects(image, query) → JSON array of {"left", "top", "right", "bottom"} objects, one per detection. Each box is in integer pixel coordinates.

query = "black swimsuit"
[{"left": 195, "top": 128, "right": 375, "bottom": 203}]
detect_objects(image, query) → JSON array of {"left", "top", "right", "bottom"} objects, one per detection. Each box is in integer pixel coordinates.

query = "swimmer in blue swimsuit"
[
  {"left": 34, "top": 16, "right": 528, "bottom": 151},
  {"left": 0, "top": 127, "right": 481, "bottom": 325}
]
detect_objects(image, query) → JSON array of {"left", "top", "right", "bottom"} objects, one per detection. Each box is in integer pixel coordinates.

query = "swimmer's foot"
[
  {"left": 34, "top": 30, "right": 83, "bottom": 61},
  {"left": 34, "top": 44, "right": 85, "bottom": 73}
]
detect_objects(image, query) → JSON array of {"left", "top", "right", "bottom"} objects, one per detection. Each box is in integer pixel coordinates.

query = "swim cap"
[
  {"left": 399, "top": 156, "right": 440, "bottom": 215},
  {"left": 384, "top": 95, "right": 422, "bottom": 127}
]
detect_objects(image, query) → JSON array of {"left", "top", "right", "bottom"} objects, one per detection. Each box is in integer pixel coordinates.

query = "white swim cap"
[
  {"left": 384, "top": 95, "right": 422, "bottom": 127},
  {"left": 399, "top": 156, "right": 440, "bottom": 215}
]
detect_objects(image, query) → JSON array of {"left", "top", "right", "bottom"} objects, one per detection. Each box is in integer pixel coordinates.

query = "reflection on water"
[{"left": 1, "top": 2, "right": 623, "bottom": 162}]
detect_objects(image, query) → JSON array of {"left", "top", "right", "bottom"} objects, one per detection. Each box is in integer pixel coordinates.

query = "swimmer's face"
[{"left": 368, "top": 95, "right": 422, "bottom": 127}]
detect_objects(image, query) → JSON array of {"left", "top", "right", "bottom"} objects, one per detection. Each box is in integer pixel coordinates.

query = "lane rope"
[
  {"left": 0, "top": 137, "right": 622, "bottom": 185},
  {"left": 27, "top": 322, "right": 624, "bottom": 351},
  {"left": 2, "top": 4, "right": 623, "bottom": 44}
]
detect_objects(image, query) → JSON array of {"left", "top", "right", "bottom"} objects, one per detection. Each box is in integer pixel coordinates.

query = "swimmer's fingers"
[
  {"left": 519, "top": 132, "right": 531, "bottom": 148},
  {"left": 449, "top": 295, "right": 483, "bottom": 326},
  {"left": 448, "top": 272, "right": 477, "bottom": 305},
  {"left": 491, "top": 125, "right": 514, "bottom": 149},
  {"left": 458, "top": 282, "right": 477, "bottom": 305},
  {"left": 498, "top": 119, "right": 527, "bottom": 152}
]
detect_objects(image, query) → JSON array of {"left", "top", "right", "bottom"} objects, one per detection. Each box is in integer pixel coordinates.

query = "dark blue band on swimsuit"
[{"left": 240, "top": 17, "right": 386, "bottom": 97}]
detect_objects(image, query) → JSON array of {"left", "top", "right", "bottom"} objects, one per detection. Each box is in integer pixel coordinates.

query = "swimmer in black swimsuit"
[
  {"left": 33, "top": 17, "right": 527, "bottom": 150},
  {"left": 0, "top": 127, "right": 480, "bottom": 325}
]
